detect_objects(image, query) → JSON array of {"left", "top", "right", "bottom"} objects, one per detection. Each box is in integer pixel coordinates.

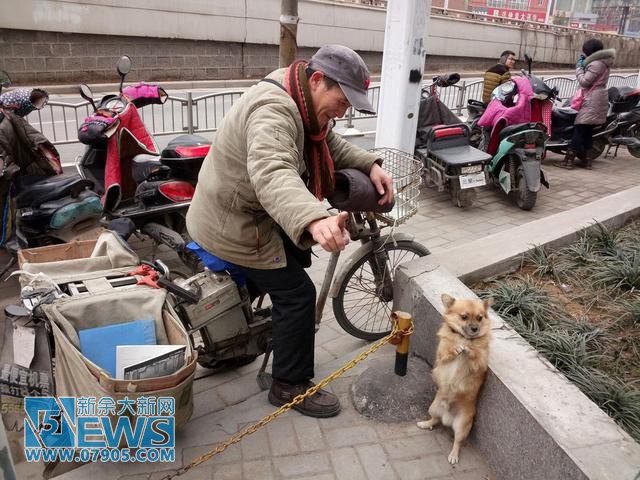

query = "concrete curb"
[{"left": 392, "top": 185, "right": 640, "bottom": 479}]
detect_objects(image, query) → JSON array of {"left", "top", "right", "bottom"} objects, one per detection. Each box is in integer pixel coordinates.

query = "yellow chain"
[{"left": 160, "top": 318, "right": 413, "bottom": 480}]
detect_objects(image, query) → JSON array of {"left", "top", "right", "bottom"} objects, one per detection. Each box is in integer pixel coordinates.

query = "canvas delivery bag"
[{"left": 20, "top": 231, "right": 197, "bottom": 427}]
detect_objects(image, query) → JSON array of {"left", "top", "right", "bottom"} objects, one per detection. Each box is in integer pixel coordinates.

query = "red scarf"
[{"left": 283, "top": 61, "right": 334, "bottom": 199}]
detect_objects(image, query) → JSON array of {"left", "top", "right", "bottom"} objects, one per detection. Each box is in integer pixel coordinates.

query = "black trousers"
[
  {"left": 570, "top": 124, "right": 595, "bottom": 153},
  {"left": 235, "top": 246, "right": 316, "bottom": 384}
]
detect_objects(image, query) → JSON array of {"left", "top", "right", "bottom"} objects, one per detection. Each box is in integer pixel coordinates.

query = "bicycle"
[{"left": 315, "top": 148, "right": 430, "bottom": 341}]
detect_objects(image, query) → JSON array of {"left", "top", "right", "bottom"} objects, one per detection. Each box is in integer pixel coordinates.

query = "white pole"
[
  {"left": 545, "top": 0, "right": 553, "bottom": 24},
  {"left": 374, "top": 0, "right": 431, "bottom": 153},
  {"left": 444, "top": 0, "right": 448, "bottom": 10}
]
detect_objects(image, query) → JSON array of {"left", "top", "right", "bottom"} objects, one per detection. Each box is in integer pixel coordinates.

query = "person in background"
[
  {"left": 482, "top": 50, "right": 516, "bottom": 104},
  {"left": 554, "top": 39, "right": 615, "bottom": 170}
]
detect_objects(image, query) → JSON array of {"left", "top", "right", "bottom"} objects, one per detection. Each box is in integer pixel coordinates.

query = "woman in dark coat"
[{"left": 554, "top": 39, "right": 616, "bottom": 170}]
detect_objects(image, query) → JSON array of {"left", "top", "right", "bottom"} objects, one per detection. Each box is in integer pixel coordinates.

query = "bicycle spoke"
[{"left": 333, "top": 242, "right": 429, "bottom": 339}]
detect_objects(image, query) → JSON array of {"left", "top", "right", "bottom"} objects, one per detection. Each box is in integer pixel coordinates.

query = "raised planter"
[{"left": 392, "top": 185, "right": 640, "bottom": 480}]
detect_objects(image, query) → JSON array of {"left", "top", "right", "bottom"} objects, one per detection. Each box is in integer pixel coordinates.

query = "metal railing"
[{"left": 25, "top": 73, "right": 639, "bottom": 145}]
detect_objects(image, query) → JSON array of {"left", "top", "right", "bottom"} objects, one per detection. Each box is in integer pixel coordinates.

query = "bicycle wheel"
[{"left": 332, "top": 240, "right": 430, "bottom": 341}]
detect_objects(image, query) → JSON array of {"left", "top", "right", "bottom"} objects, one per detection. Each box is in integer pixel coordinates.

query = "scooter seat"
[
  {"left": 552, "top": 107, "right": 577, "bottom": 122},
  {"left": 15, "top": 174, "right": 93, "bottom": 209},
  {"left": 430, "top": 145, "right": 492, "bottom": 166},
  {"left": 499, "top": 123, "right": 543, "bottom": 141},
  {"left": 131, "top": 153, "right": 169, "bottom": 183}
]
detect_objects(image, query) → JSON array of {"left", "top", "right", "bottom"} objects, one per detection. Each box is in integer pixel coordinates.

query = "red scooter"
[{"left": 77, "top": 56, "right": 210, "bottom": 270}]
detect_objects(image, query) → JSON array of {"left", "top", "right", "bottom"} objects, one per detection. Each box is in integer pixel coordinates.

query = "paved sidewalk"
[{"left": 6, "top": 148, "right": 640, "bottom": 479}]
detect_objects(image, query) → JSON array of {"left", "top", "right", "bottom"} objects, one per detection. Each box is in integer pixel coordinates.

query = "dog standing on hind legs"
[{"left": 417, "top": 293, "right": 493, "bottom": 465}]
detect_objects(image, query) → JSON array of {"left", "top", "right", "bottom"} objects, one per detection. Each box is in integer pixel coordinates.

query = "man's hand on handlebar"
[
  {"left": 306, "top": 212, "right": 350, "bottom": 252},
  {"left": 370, "top": 163, "right": 394, "bottom": 206}
]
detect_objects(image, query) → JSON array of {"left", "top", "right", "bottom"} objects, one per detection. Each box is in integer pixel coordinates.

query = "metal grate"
[{"left": 369, "top": 148, "right": 422, "bottom": 226}]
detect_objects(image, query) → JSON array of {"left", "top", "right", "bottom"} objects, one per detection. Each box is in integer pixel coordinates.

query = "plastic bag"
[{"left": 570, "top": 88, "right": 585, "bottom": 111}]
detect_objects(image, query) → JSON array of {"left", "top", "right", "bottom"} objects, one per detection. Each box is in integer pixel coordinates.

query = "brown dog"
[{"left": 417, "top": 293, "right": 492, "bottom": 464}]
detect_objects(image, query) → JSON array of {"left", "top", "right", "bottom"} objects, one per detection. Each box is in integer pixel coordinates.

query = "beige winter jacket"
[{"left": 186, "top": 68, "right": 379, "bottom": 269}]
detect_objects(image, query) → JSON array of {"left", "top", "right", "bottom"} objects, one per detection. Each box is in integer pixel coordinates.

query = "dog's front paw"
[
  {"left": 448, "top": 451, "right": 459, "bottom": 464},
  {"left": 455, "top": 344, "right": 468, "bottom": 355},
  {"left": 416, "top": 420, "right": 435, "bottom": 430}
]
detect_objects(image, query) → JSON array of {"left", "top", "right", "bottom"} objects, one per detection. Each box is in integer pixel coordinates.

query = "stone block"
[
  {"left": 5, "top": 57, "right": 25, "bottom": 72},
  {"left": 81, "top": 57, "right": 98, "bottom": 70},
  {"left": 171, "top": 56, "right": 185, "bottom": 67},
  {"left": 63, "top": 56, "right": 83, "bottom": 71},
  {"left": 142, "top": 56, "right": 158, "bottom": 68},
  {"left": 134, "top": 43, "right": 153, "bottom": 56},
  {"left": 70, "top": 44, "right": 87, "bottom": 57},
  {"left": 12, "top": 43, "right": 33, "bottom": 57},
  {"left": 266, "top": 418, "right": 299, "bottom": 457},
  {"left": 355, "top": 444, "right": 397, "bottom": 479},
  {"left": 24, "top": 57, "right": 45, "bottom": 72},
  {"left": 272, "top": 452, "right": 331, "bottom": 478},
  {"left": 51, "top": 43, "right": 70, "bottom": 56},
  {"left": 329, "top": 447, "right": 367, "bottom": 480},
  {"left": 198, "top": 55, "right": 216, "bottom": 68}
]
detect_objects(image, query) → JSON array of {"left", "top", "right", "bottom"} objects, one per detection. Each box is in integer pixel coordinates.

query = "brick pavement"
[{"left": 7, "top": 148, "right": 640, "bottom": 480}]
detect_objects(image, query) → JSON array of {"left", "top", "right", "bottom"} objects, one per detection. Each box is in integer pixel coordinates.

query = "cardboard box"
[{"left": 17, "top": 240, "right": 97, "bottom": 268}]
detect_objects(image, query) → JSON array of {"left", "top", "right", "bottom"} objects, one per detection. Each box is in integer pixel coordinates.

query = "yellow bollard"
[{"left": 392, "top": 311, "right": 412, "bottom": 376}]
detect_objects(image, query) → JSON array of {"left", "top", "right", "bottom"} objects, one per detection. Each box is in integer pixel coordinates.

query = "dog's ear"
[
  {"left": 441, "top": 293, "right": 455, "bottom": 309},
  {"left": 483, "top": 297, "right": 493, "bottom": 310}
]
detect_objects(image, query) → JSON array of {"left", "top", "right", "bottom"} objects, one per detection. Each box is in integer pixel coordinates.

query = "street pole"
[
  {"left": 545, "top": 0, "right": 555, "bottom": 25},
  {"left": 279, "top": 0, "right": 298, "bottom": 67},
  {"left": 374, "top": 0, "right": 430, "bottom": 153}
]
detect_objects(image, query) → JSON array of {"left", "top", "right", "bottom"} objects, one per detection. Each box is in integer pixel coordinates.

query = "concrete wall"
[{"left": 1, "top": 0, "right": 638, "bottom": 85}]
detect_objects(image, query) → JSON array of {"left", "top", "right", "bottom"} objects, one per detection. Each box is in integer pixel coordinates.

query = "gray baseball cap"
[{"left": 308, "top": 45, "right": 375, "bottom": 115}]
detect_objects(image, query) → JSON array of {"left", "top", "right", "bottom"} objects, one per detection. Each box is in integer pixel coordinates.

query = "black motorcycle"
[
  {"left": 76, "top": 56, "right": 211, "bottom": 271},
  {"left": 548, "top": 85, "right": 640, "bottom": 160}
]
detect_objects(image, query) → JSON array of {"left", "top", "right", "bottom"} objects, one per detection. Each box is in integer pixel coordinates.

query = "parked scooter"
[
  {"left": 0, "top": 71, "right": 102, "bottom": 279},
  {"left": 76, "top": 56, "right": 210, "bottom": 270},
  {"left": 415, "top": 74, "right": 492, "bottom": 208},
  {"left": 477, "top": 54, "right": 551, "bottom": 210},
  {"left": 547, "top": 85, "right": 640, "bottom": 160}
]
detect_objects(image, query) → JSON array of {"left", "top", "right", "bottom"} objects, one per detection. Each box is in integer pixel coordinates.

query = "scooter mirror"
[
  {"left": 116, "top": 55, "right": 132, "bottom": 76},
  {"left": 116, "top": 55, "right": 132, "bottom": 94},
  {"left": 79, "top": 84, "right": 97, "bottom": 112}
]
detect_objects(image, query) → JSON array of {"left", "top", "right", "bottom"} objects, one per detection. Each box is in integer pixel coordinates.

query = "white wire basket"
[{"left": 369, "top": 147, "right": 422, "bottom": 226}]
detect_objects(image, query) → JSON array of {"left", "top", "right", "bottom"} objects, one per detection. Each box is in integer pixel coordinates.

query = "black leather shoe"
[{"left": 268, "top": 379, "right": 341, "bottom": 418}]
